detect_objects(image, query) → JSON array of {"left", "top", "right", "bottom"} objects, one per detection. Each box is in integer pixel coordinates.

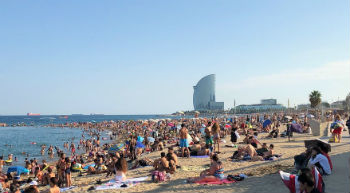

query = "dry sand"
[{"left": 39, "top": 131, "right": 350, "bottom": 193}]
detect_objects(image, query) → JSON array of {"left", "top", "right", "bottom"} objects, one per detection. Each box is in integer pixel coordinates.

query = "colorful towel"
[
  {"left": 191, "top": 155, "right": 209, "bottom": 158},
  {"left": 195, "top": 179, "right": 235, "bottom": 185},
  {"left": 180, "top": 165, "right": 208, "bottom": 171},
  {"left": 95, "top": 177, "right": 148, "bottom": 190}
]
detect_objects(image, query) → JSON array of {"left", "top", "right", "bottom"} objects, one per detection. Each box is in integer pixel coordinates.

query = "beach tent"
[
  {"left": 263, "top": 119, "right": 272, "bottom": 128},
  {"left": 280, "top": 167, "right": 323, "bottom": 193},
  {"left": 7, "top": 166, "right": 29, "bottom": 175},
  {"left": 108, "top": 143, "right": 124, "bottom": 153}
]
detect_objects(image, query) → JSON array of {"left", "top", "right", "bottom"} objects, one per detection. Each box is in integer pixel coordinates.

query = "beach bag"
[
  {"left": 280, "top": 167, "right": 324, "bottom": 193},
  {"left": 152, "top": 171, "right": 165, "bottom": 183},
  {"left": 328, "top": 135, "right": 338, "bottom": 143}
]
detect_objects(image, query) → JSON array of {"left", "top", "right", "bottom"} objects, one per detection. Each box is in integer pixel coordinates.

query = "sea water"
[{"left": 0, "top": 126, "right": 112, "bottom": 169}]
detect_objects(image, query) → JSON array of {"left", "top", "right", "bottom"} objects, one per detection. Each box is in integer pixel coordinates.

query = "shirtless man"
[
  {"left": 153, "top": 152, "right": 169, "bottom": 172},
  {"left": 167, "top": 147, "right": 178, "bottom": 166},
  {"left": 179, "top": 124, "right": 190, "bottom": 158},
  {"left": 205, "top": 122, "right": 213, "bottom": 153}
]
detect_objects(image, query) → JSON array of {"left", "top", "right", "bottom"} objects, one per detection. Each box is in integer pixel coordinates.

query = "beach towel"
[
  {"left": 264, "top": 155, "right": 282, "bottom": 161},
  {"left": 191, "top": 155, "right": 209, "bottom": 158},
  {"left": 195, "top": 178, "right": 235, "bottom": 185},
  {"left": 279, "top": 167, "right": 323, "bottom": 193},
  {"left": 180, "top": 165, "right": 208, "bottom": 171},
  {"left": 83, "top": 163, "right": 95, "bottom": 170},
  {"left": 60, "top": 186, "right": 76, "bottom": 192},
  {"left": 95, "top": 177, "right": 148, "bottom": 190}
]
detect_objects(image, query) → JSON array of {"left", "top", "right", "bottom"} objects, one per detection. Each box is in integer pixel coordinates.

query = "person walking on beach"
[{"left": 179, "top": 124, "right": 190, "bottom": 158}]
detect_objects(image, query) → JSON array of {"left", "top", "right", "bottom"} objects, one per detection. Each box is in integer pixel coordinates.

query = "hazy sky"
[{"left": 1, "top": 0, "right": 349, "bottom": 115}]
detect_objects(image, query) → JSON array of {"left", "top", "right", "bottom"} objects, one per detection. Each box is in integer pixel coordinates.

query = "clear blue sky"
[{"left": 0, "top": 0, "right": 349, "bottom": 115}]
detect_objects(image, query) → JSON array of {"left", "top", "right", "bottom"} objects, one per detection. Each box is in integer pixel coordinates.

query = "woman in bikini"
[
  {"left": 212, "top": 122, "right": 221, "bottom": 153},
  {"left": 115, "top": 155, "right": 128, "bottom": 182},
  {"left": 188, "top": 154, "right": 225, "bottom": 183}
]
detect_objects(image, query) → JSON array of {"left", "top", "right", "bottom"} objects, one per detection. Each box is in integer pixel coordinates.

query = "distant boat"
[
  {"left": 59, "top": 116, "right": 69, "bottom": 119},
  {"left": 90, "top": 113, "right": 104, "bottom": 116},
  {"left": 71, "top": 114, "right": 84, "bottom": 116},
  {"left": 27, "top": 113, "right": 40, "bottom": 116}
]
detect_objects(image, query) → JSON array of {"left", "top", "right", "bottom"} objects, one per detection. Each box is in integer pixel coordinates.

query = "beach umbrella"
[
  {"left": 225, "top": 124, "right": 231, "bottom": 128},
  {"left": 263, "top": 119, "right": 272, "bottom": 128},
  {"left": 7, "top": 166, "right": 29, "bottom": 175},
  {"left": 168, "top": 123, "right": 175, "bottom": 127},
  {"left": 147, "top": 137, "right": 155, "bottom": 143},
  {"left": 108, "top": 143, "right": 124, "bottom": 153}
]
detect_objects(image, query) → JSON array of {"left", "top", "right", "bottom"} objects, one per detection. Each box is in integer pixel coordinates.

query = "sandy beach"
[{"left": 44, "top": 130, "right": 349, "bottom": 193}]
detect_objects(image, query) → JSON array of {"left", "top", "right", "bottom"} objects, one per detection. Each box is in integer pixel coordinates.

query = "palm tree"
[{"left": 309, "top": 90, "right": 322, "bottom": 108}]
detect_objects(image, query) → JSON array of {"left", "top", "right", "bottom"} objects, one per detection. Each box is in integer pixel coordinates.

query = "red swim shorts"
[{"left": 332, "top": 128, "right": 342, "bottom": 135}]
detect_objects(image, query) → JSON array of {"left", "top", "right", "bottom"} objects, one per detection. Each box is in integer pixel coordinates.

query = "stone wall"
[{"left": 309, "top": 119, "right": 330, "bottom": 136}]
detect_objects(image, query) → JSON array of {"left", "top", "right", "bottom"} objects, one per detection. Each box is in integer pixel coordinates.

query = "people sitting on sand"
[
  {"left": 308, "top": 147, "right": 331, "bottom": 175},
  {"left": 167, "top": 147, "right": 178, "bottom": 166},
  {"left": 115, "top": 155, "right": 127, "bottom": 182},
  {"left": 232, "top": 144, "right": 264, "bottom": 161},
  {"left": 43, "top": 167, "right": 55, "bottom": 185},
  {"left": 131, "top": 157, "right": 154, "bottom": 169},
  {"left": 49, "top": 177, "right": 60, "bottom": 193},
  {"left": 187, "top": 154, "right": 225, "bottom": 183},
  {"left": 297, "top": 168, "right": 322, "bottom": 193},
  {"left": 153, "top": 152, "right": 169, "bottom": 172},
  {"left": 33, "top": 166, "right": 44, "bottom": 185},
  {"left": 166, "top": 153, "right": 176, "bottom": 174},
  {"left": 256, "top": 143, "right": 268, "bottom": 156}
]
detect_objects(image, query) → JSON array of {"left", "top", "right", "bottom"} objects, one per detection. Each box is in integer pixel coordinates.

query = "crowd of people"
[{"left": 0, "top": 112, "right": 349, "bottom": 193}]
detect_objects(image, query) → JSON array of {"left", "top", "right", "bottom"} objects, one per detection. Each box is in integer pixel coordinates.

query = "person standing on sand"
[
  {"left": 179, "top": 124, "right": 190, "bottom": 158},
  {"left": 0, "top": 156, "right": 4, "bottom": 172},
  {"left": 212, "top": 122, "right": 221, "bottom": 153},
  {"left": 205, "top": 121, "right": 213, "bottom": 153}
]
